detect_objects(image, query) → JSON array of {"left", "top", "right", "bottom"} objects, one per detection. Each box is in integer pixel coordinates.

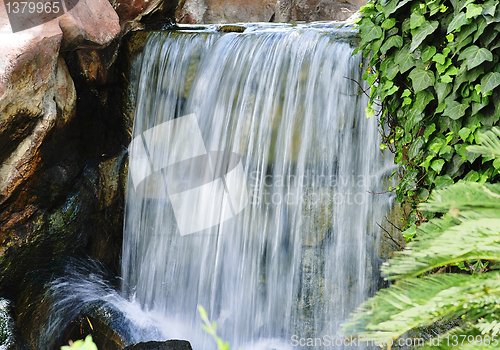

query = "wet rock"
[
  {"left": 0, "top": 166, "right": 96, "bottom": 295},
  {"left": 124, "top": 340, "right": 193, "bottom": 350},
  {"left": 0, "top": 298, "right": 15, "bottom": 349},
  {"left": 301, "top": 188, "right": 334, "bottom": 247},
  {"left": 60, "top": 301, "right": 130, "bottom": 350},
  {"left": 275, "top": 0, "right": 362, "bottom": 22},
  {"left": 87, "top": 153, "right": 128, "bottom": 274},
  {"left": 176, "top": 0, "right": 365, "bottom": 24},
  {"left": 217, "top": 24, "right": 246, "bottom": 32},
  {"left": 176, "top": 0, "right": 277, "bottom": 23}
]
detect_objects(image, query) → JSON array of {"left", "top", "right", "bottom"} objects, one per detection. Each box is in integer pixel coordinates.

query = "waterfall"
[{"left": 122, "top": 24, "right": 395, "bottom": 349}]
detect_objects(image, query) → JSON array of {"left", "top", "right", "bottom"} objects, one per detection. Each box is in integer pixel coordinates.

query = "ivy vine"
[{"left": 355, "top": 0, "right": 500, "bottom": 229}]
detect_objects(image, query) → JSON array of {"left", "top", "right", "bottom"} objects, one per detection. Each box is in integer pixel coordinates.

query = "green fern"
[{"left": 343, "top": 127, "right": 500, "bottom": 348}]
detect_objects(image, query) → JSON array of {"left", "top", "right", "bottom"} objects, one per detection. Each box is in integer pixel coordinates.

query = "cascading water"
[{"left": 120, "top": 23, "right": 396, "bottom": 349}]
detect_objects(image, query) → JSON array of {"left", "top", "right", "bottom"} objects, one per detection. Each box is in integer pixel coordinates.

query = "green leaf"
[
  {"left": 395, "top": 44, "right": 417, "bottom": 73},
  {"left": 380, "top": 56, "right": 399, "bottom": 80},
  {"left": 410, "top": 21, "right": 439, "bottom": 52},
  {"left": 424, "top": 123, "right": 436, "bottom": 141},
  {"left": 409, "top": 90, "right": 434, "bottom": 118},
  {"left": 359, "top": 19, "right": 383, "bottom": 48},
  {"left": 381, "top": 18, "right": 396, "bottom": 30},
  {"left": 481, "top": 72, "right": 500, "bottom": 96},
  {"left": 383, "top": 0, "right": 412, "bottom": 17},
  {"left": 483, "top": 0, "right": 498, "bottom": 17},
  {"left": 466, "top": 3, "right": 483, "bottom": 19},
  {"left": 410, "top": 12, "right": 427, "bottom": 29},
  {"left": 474, "top": 17, "right": 488, "bottom": 42},
  {"left": 458, "top": 127, "right": 472, "bottom": 141},
  {"left": 468, "top": 127, "right": 500, "bottom": 157},
  {"left": 430, "top": 159, "right": 445, "bottom": 173},
  {"left": 434, "top": 174, "right": 454, "bottom": 189},
  {"left": 436, "top": 82, "right": 452, "bottom": 104},
  {"left": 402, "top": 97, "right": 412, "bottom": 107},
  {"left": 380, "top": 35, "right": 403, "bottom": 54},
  {"left": 458, "top": 45, "right": 493, "bottom": 70},
  {"left": 442, "top": 100, "right": 469, "bottom": 120},
  {"left": 441, "top": 75, "right": 453, "bottom": 83},
  {"left": 343, "top": 272, "right": 500, "bottom": 340},
  {"left": 421, "top": 45, "right": 437, "bottom": 61},
  {"left": 409, "top": 68, "right": 435, "bottom": 92},
  {"left": 365, "top": 105, "right": 375, "bottom": 118},
  {"left": 447, "top": 12, "right": 470, "bottom": 33},
  {"left": 432, "top": 53, "right": 447, "bottom": 65},
  {"left": 436, "top": 58, "right": 452, "bottom": 74}
]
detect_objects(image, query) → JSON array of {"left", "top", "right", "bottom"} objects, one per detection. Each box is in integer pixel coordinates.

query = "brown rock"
[
  {"left": 58, "top": 0, "right": 121, "bottom": 50},
  {"left": 175, "top": 0, "right": 364, "bottom": 24},
  {"left": 176, "top": 0, "right": 277, "bottom": 23},
  {"left": 275, "top": 0, "right": 362, "bottom": 22},
  {"left": 110, "top": 0, "right": 163, "bottom": 26}
]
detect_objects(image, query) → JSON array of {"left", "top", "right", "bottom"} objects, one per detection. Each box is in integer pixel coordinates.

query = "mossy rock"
[{"left": 216, "top": 25, "right": 246, "bottom": 33}]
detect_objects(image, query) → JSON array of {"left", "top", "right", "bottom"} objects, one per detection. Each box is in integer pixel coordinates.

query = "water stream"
[
  {"left": 121, "top": 23, "right": 396, "bottom": 349},
  {"left": 42, "top": 23, "right": 396, "bottom": 350}
]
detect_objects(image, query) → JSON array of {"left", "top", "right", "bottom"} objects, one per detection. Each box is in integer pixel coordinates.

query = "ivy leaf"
[
  {"left": 421, "top": 46, "right": 437, "bottom": 62},
  {"left": 382, "top": 18, "right": 396, "bottom": 30},
  {"left": 458, "top": 0, "right": 475, "bottom": 12},
  {"left": 432, "top": 53, "right": 447, "bottom": 65},
  {"left": 359, "top": 19, "right": 383, "bottom": 48},
  {"left": 409, "top": 68, "right": 435, "bottom": 92},
  {"left": 408, "top": 137, "right": 426, "bottom": 160},
  {"left": 442, "top": 100, "right": 469, "bottom": 120},
  {"left": 371, "top": 35, "right": 385, "bottom": 56},
  {"left": 447, "top": 12, "right": 470, "bottom": 33},
  {"left": 383, "top": 0, "right": 412, "bottom": 17},
  {"left": 481, "top": 72, "right": 500, "bottom": 96},
  {"left": 474, "top": 17, "right": 488, "bottom": 42},
  {"left": 482, "top": 0, "right": 498, "bottom": 17},
  {"left": 395, "top": 44, "right": 417, "bottom": 73},
  {"left": 436, "top": 82, "right": 452, "bottom": 104},
  {"left": 434, "top": 175, "right": 454, "bottom": 189},
  {"left": 410, "top": 12, "right": 426, "bottom": 29},
  {"left": 380, "top": 57, "right": 399, "bottom": 80},
  {"left": 466, "top": 3, "right": 483, "bottom": 19},
  {"left": 458, "top": 45, "right": 493, "bottom": 70},
  {"left": 380, "top": 35, "right": 403, "bottom": 55},
  {"left": 424, "top": 123, "right": 436, "bottom": 141},
  {"left": 409, "top": 90, "right": 435, "bottom": 118},
  {"left": 410, "top": 21, "right": 439, "bottom": 52},
  {"left": 441, "top": 75, "right": 453, "bottom": 83},
  {"left": 459, "top": 127, "right": 472, "bottom": 141},
  {"left": 431, "top": 159, "right": 445, "bottom": 174}
]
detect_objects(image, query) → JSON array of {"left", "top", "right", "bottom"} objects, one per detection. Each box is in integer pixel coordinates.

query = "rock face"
[
  {"left": 176, "top": 0, "right": 365, "bottom": 23},
  {"left": 0, "top": 0, "right": 173, "bottom": 347},
  {"left": 275, "top": 0, "right": 361, "bottom": 22}
]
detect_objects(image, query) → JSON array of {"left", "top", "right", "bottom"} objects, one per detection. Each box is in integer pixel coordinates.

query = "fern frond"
[
  {"left": 421, "top": 182, "right": 500, "bottom": 213},
  {"left": 468, "top": 127, "right": 500, "bottom": 158},
  {"left": 383, "top": 218, "right": 500, "bottom": 279},
  {"left": 419, "top": 325, "right": 499, "bottom": 350},
  {"left": 342, "top": 272, "right": 500, "bottom": 341}
]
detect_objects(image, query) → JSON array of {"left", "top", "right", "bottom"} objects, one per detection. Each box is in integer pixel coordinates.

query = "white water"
[
  {"left": 41, "top": 24, "right": 396, "bottom": 350},
  {"left": 121, "top": 24, "right": 395, "bottom": 349}
]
